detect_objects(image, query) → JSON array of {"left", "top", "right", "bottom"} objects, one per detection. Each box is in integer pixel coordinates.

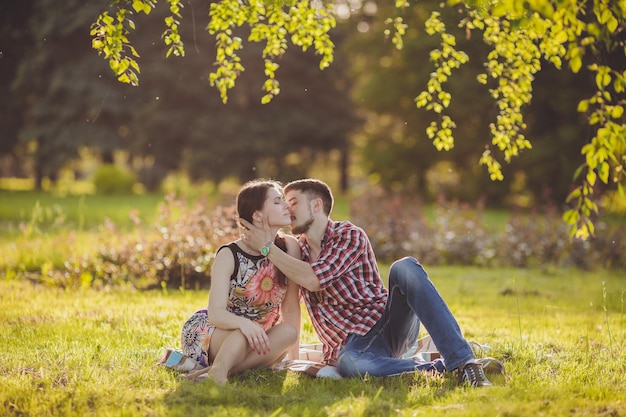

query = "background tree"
[
  {"left": 2, "top": 0, "right": 359, "bottom": 190},
  {"left": 92, "top": 0, "right": 626, "bottom": 234},
  {"left": 0, "top": 2, "right": 34, "bottom": 176},
  {"left": 345, "top": 1, "right": 596, "bottom": 208},
  {"left": 92, "top": 0, "right": 625, "bottom": 236},
  {"left": 407, "top": 1, "right": 625, "bottom": 237},
  {"left": 344, "top": 1, "right": 500, "bottom": 200},
  {"left": 10, "top": 0, "right": 133, "bottom": 189},
  {"left": 3, "top": 0, "right": 624, "bottom": 236},
  {"left": 508, "top": 64, "right": 595, "bottom": 206},
  {"left": 123, "top": 2, "right": 360, "bottom": 188}
]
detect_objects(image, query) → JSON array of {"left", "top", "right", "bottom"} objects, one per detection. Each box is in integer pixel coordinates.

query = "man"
[{"left": 241, "top": 178, "right": 501, "bottom": 386}]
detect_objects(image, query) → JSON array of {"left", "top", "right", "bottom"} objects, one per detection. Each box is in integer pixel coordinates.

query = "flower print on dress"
[
  {"left": 228, "top": 297, "right": 263, "bottom": 322},
  {"left": 236, "top": 253, "right": 258, "bottom": 285},
  {"left": 257, "top": 309, "right": 280, "bottom": 331},
  {"left": 181, "top": 310, "right": 213, "bottom": 367},
  {"left": 242, "top": 260, "right": 283, "bottom": 307}
]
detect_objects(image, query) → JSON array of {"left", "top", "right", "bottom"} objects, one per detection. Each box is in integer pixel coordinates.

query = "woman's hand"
[{"left": 239, "top": 319, "right": 270, "bottom": 355}]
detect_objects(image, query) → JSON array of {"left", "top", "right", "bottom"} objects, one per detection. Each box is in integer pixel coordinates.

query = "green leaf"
[
  {"left": 574, "top": 223, "right": 590, "bottom": 240},
  {"left": 132, "top": 0, "right": 144, "bottom": 13},
  {"left": 607, "top": 16, "right": 618, "bottom": 33},
  {"left": 562, "top": 208, "right": 578, "bottom": 224},
  {"left": 599, "top": 162, "right": 610, "bottom": 183},
  {"left": 596, "top": 69, "right": 611, "bottom": 88},
  {"left": 566, "top": 187, "right": 581, "bottom": 202},
  {"left": 611, "top": 105, "right": 624, "bottom": 119},
  {"left": 554, "top": 30, "right": 568, "bottom": 43},
  {"left": 586, "top": 169, "right": 597, "bottom": 186},
  {"left": 569, "top": 56, "right": 582, "bottom": 73}
]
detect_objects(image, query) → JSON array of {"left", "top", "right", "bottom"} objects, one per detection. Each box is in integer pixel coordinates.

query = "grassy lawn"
[
  {"left": 0, "top": 190, "right": 166, "bottom": 235},
  {"left": 2, "top": 267, "right": 625, "bottom": 417},
  {"left": 0, "top": 189, "right": 352, "bottom": 237},
  {"left": 1, "top": 189, "right": 625, "bottom": 416}
]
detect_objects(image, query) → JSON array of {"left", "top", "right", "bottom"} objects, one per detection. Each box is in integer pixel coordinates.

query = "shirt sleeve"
[{"left": 310, "top": 223, "right": 367, "bottom": 289}]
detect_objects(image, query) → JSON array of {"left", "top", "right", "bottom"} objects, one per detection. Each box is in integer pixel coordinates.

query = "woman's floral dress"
[{"left": 180, "top": 242, "right": 287, "bottom": 367}]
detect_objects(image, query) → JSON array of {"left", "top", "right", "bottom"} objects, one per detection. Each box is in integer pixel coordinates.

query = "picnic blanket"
[{"left": 159, "top": 335, "right": 447, "bottom": 379}]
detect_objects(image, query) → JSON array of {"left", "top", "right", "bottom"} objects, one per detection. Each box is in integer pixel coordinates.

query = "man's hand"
[
  {"left": 240, "top": 217, "right": 273, "bottom": 252},
  {"left": 242, "top": 216, "right": 322, "bottom": 292}
]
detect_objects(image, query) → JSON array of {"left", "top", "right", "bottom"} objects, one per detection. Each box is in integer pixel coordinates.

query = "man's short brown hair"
[{"left": 284, "top": 179, "right": 334, "bottom": 216}]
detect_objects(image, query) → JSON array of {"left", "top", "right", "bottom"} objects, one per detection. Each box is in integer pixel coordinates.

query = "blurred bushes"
[
  {"left": 9, "top": 188, "right": 624, "bottom": 290},
  {"left": 92, "top": 165, "right": 136, "bottom": 194},
  {"left": 40, "top": 194, "right": 239, "bottom": 289},
  {"left": 350, "top": 188, "right": 625, "bottom": 271}
]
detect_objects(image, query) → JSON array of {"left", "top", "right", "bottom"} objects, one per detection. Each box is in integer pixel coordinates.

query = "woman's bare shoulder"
[{"left": 282, "top": 234, "right": 301, "bottom": 257}]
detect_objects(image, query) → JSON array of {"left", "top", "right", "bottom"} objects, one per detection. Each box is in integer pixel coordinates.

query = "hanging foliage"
[
  {"left": 405, "top": 0, "right": 625, "bottom": 239},
  {"left": 92, "top": 0, "right": 625, "bottom": 239}
]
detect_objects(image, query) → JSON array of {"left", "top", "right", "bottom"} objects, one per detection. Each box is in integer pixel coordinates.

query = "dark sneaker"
[
  {"left": 476, "top": 357, "right": 505, "bottom": 375},
  {"left": 457, "top": 360, "right": 493, "bottom": 387}
]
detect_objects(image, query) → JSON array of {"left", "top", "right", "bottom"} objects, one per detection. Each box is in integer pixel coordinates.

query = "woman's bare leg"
[
  {"left": 205, "top": 329, "right": 249, "bottom": 385},
  {"left": 206, "top": 323, "right": 298, "bottom": 385},
  {"left": 231, "top": 323, "right": 298, "bottom": 373}
]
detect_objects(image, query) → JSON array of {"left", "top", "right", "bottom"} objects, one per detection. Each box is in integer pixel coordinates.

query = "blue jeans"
[{"left": 337, "top": 257, "right": 474, "bottom": 377}]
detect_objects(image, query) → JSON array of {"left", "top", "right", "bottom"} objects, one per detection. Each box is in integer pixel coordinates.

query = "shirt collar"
[{"left": 300, "top": 219, "right": 335, "bottom": 260}]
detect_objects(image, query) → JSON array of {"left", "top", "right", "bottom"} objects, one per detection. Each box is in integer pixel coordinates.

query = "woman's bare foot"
[
  {"left": 206, "top": 364, "right": 228, "bottom": 386},
  {"left": 185, "top": 366, "right": 210, "bottom": 381}
]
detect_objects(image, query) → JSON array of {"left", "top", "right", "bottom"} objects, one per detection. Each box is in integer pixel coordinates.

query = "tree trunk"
[
  {"left": 34, "top": 165, "right": 43, "bottom": 190},
  {"left": 102, "top": 149, "right": 114, "bottom": 164},
  {"left": 339, "top": 147, "right": 349, "bottom": 192}
]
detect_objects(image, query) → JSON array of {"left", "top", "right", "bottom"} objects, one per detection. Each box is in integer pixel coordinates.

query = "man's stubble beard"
[{"left": 291, "top": 211, "right": 314, "bottom": 235}]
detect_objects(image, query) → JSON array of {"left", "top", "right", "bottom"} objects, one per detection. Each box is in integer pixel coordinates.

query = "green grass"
[
  {"left": 2, "top": 189, "right": 625, "bottom": 415},
  {"left": 2, "top": 267, "right": 625, "bottom": 416},
  {"left": 0, "top": 188, "right": 515, "bottom": 241},
  {"left": 0, "top": 190, "right": 353, "bottom": 235},
  {"left": 0, "top": 190, "right": 166, "bottom": 235},
  {"left": 0, "top": 190, "right": 352, "bottom": 276}
]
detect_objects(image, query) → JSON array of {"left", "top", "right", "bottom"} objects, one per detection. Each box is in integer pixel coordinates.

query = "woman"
[{"left": 181, "top": 179, "right": 301, "bottom": 385}]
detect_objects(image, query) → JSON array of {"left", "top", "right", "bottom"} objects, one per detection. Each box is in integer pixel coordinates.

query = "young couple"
[{"left": 181, "top": 178, "right": 502, "bottom": 386}]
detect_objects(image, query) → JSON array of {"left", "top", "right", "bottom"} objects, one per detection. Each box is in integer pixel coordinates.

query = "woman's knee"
[
  {"left": 271, "top": 323, "right": 298, "bottom": 345},
  {"left": 284, "top": 323, "right": 299, "bottom": 344}
]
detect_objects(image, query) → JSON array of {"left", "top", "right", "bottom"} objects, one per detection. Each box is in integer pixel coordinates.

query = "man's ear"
[{"left": 311, "top": 197, "right": 323, "bottom": 214}]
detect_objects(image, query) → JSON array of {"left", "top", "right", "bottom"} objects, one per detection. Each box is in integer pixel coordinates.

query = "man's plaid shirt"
[{"left": 299, "top": 220, "right": 388, "bottom": 361}]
